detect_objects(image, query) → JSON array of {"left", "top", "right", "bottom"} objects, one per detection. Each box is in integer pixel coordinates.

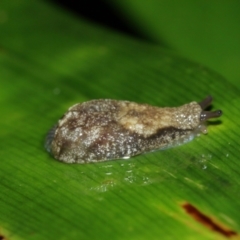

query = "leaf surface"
[{"left": 0, "top": 1, "right": 239, "bottom": 239}]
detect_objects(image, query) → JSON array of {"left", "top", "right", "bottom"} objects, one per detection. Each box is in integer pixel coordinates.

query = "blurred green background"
[{"left": 108, "top": 0, "right": 240, "bottom": 84}]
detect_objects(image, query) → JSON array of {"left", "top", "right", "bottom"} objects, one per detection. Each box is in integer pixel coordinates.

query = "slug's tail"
[{"left": 45, "top": 125, "right": 57, "bottom": 153}]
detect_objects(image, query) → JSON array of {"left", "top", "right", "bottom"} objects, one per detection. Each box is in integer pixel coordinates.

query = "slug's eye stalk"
[
  {"left": 199, "top": 95, "right": 213, "bottom": 109},
  {"left": 198, "top": 96, "right": 222, "bottom": 122},
  {"left": 200, "top": 110, "right": 222, "bottom": 122}
]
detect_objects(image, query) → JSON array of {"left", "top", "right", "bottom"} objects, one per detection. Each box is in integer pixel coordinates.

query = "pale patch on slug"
[
  {"left": 118, "top": 101, "right": 202, "bottom": 137},
  {"left": 45, "top": 96, "right": 222, "bottom": 164}
]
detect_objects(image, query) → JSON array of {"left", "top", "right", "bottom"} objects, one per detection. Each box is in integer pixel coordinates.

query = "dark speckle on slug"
[{"left": 45, "top": 96, "right": 222, "bottom": 164}]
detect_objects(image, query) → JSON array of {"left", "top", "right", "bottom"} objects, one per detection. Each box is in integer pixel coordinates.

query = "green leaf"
[
  {"left": 109, "top": 0, "right": 240, "bottom": 84},
  {"left": 0, "top": 0, "right": 239, "bottom": 239}
]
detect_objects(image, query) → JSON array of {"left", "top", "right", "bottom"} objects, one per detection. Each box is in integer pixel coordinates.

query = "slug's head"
[{"left": 199, "top": 96, "right": 222, "bottom": 122}]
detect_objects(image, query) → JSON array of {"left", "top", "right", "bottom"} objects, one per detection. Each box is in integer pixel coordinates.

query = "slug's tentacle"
[
  {"left": 198, "top": 96, "right": 222, "bottom": 121},
  {"left": 198, "top": 95, "right": 213, "bottom": 109},
  {"left": 200, "top": 110, "right": 222, "bottom": 122}
]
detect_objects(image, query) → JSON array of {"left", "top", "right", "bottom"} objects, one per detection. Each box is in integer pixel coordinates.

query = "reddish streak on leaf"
[{"left": 182, "top": 203, "right": 237, "bottom": 238}]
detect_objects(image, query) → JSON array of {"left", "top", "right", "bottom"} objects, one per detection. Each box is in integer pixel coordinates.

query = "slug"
[{"left": 45, "top": 96, "right": 222, "bottom": 164}]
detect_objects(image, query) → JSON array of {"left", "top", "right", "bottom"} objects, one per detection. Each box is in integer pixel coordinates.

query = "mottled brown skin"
[{"left": 47, "top": 99, "right": 205, "bottom": 163}]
